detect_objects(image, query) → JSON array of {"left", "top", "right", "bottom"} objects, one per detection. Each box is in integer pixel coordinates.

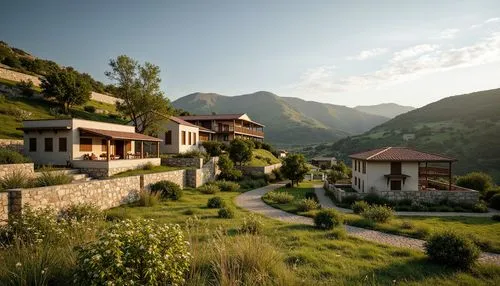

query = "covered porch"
[{"left": 418, "top": 161, "right": 456, "bottom": 191}]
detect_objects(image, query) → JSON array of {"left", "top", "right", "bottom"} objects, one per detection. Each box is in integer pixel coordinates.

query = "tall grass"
[
  {"left": 137, "top": 190, "right": 161, "bottom": 207},
  {"left": 35, "top": 172, "right": 72, "bottom": 187}
]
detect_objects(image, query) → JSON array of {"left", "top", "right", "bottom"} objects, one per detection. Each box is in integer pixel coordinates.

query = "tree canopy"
[
  {"left": 41, "top": 69, "right": 92, "bottom": 113},
  {"left": 105, "top": 55, "right": 172, "bottom": 134},
  {"left": 280, "top": 153, "right": 310, "bottom": 186},
  {"left": 229, "top": 139, "right": 253, "bottom": 166}
]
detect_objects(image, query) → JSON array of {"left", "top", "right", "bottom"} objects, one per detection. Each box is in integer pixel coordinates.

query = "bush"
[
  {"left": 218, "top": 207, "right": 234, "bottom": 219},
  {"left": 425, "top": 231, "right": 480, "bottom": 269},
  {"left": 456, "top": 172, "right": 494, "bottom": 193},
  {"left": 483, "top": 188, "right": 500, "bottom": 202},
  {"left": 0, "top": 148, "right": 30, "bottom": 164},
  {"left": 296, "top": 198, "right": 320, "bottom": 212},
  {"left": 35, "top": 171, "right": 72, "bottom": 187},
  {"left": 83, "top": 105, "right": 96, "bottom": 113},
  {"left": 142, "top": 161, "right": 155, "bottom": 170},
  {"left": 137, "top": 190, "right": 161, "bottom": 207},
  {"left": 361, "top": 205, "right": 394, "bottom": 223},
  {"left": 325, "top": 228, "right": 347, "bottom": 240},
  {"left": 239, "top": 178, "right": 267, "bottom": 190},
  {"left": 401, "top": 220, "right": 415, "bottom": 230},
  {"left": 198, "top": 184, "right": 220, "bottom": 194},
  {"left": 415, "top": 226, "right": 431, "bottom": 239},
  {"left": 490, "top": 194, "right": 500, "bottom": 210},
  {"left": 207, "top": 196, "right": 225, "bottom": 208},
  {"left": 492, "top": 214, "right": 500, "bottom": 221},
  {"left": 285, "top": 182, "right": 292, "bottom": 188},
  {"left": 215, "top": 180, "right": 240, "bottom": 192},
  {"left": 74, "top": 219, "right": 190, "bottom": 285},
  {"left": 263, "top": 191, "right": 294, "bottom": 204},
  {"left": 150, "top": 180, "right": 183, "bottom": 200},
  {"left": 351, "top": 200, "right": 369, "bottom": 214},
  {"left": 16, "top": 80, "right": 34, "bottom": 97},
  {"left": 364, "top": 192, "right": 390, "bottom": 206},
  {"left": 59, "top": 203, "right": 103, "bottom": 223},
  {"left": 271, "top": 168, "right": 283, "bottom": 182},
  {"left": 472, "top": 201, "right": 489, "bottom": 213},
  {"left": 217, "top": 154, "right": 242, "bottom": 181},
  {"left": 0, "top": 169, "right": 33, "bottom": 190},
  {"left": 202, "top": 141, "right": 224, "bottom": 156},
  {"left": 314, "top": 209, "right": 343, "bottom": 230},
  {"left": 240, "top": 213, "right": 264, "bottom": 235},
  {"left": 304, "top": 191, "right": 316, "bottom": 200}
]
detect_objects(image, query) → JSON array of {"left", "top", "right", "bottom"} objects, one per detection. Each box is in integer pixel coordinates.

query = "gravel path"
[{"left": 235, "top": 184, "right": 500, "bottom": 265}]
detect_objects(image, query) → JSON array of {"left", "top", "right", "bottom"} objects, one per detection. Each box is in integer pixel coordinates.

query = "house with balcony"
[
  {"left": 349, "top": 147, "right": 458, "bottom": 193},
  {"left": 18, "top": 118, "right": 162, "bottom": 178},
  {"left": 159, "top": 116, "right": 215, "bottom": 154},
  {"left": 178, "top": 113, "right": 264, "bottom": 143}
]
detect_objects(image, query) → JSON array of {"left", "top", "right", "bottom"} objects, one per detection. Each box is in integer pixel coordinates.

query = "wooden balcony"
[
  {"left": 234, "top": 126, "right": 264, "bottom": 137},
  {"left": 419, "top": 167, "right": 450, "bottom": 177}
]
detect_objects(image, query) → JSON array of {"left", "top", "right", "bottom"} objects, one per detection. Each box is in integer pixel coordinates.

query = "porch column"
[
  {"left": 140, "top": 141, "right": 144, "bottom": 159},
  {"left": 106, "top": 139, "right": 111, "bottom": 161},
  {"left": 425, "top": 161, "right": 428, "bottom": 188},
  {"left": 448, "top": 162, "right": 452, "bottom": 191},
  {"left": 156, "top": 141, "right": 160, "bottom": 158}
]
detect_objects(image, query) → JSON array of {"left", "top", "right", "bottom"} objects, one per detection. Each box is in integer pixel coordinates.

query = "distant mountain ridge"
[
  {"left": 354, "top": 103, "right": 415, "bottom": 118},
  {"left": 172, "top": 91, "right": 389, "bottom": 146}
]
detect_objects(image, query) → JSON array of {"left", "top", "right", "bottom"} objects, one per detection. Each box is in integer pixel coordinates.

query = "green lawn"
[
  {"left": 111, "top": 165, "right": 183, "bottom": 178},
  {"left": 248, "top": 149, "right": 281, "bottom": 167},
  {"left": 105, "top": 188, "right": 500, "bottom": 285},
  {"left": 262, "top": 181, "right": 317, "bottom": 215}
]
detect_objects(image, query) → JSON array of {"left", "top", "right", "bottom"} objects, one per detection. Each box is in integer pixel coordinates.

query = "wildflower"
[{"left": 15, "top": 262, "right": 22, "bottom": 268}]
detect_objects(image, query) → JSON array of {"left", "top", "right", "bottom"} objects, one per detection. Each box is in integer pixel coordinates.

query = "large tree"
[
  {"left": 41, "top": 68, "right": 92, "bottom": 113},
  {"left": 280, "top": 153, "right": 310, "bottom": 187},
  {"left": 229, "top": 139, "right": 253, "bottom": 166},
  {"left": 105, "top": 55, "right": 172, "bottom": 134}
]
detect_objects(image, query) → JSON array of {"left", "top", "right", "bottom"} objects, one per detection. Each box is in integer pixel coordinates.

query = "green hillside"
[
  {"left": 304, "top": 88, "right": 500, "bottom": 182},
  {"left": 249, "top": 149, "right": 281, "bottom": 167},
  {"left": 172, "top": 91, "right": 388, "bottom": 146},
  {"left": 354, "top": 103, "right": 415, "bottom": 118}
]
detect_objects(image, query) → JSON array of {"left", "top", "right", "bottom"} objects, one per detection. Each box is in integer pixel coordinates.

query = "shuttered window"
[
  {"left": 58, "top": 137, "right": 67, "bottom": 152},
  {"left": 80, "top": 138, "right": 93, "bottom": 151},
  {"left": 44, "top": 138, "right": 53, "bottom": 152},
  {"left": 165, "top": 131, "right": 172, "bottom": 145},
  {"left": 181, "top": 131, "right": 186, "bottom": 145},
  {"left": 29, "top": 138, "right": 37, "bottom": 152}
]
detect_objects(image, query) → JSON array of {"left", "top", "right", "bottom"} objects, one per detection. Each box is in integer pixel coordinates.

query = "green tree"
[
  {"left": 41, "top": 69, "right": 91, "bottom": 113},
  {"left": 229, "top": 139, "right": 253, "bottom": 166},
  {"left": 280, "top": 153, "right": 310, "bottom": 186},
  {"left": 105, "top": 55, "right": 172, "bottom": 134},
  {"left": 217, "top": 154, "right": 242, "bottom": 181},
  {"left": 456, "top": 172, "right": 494, "bottom": 193}
]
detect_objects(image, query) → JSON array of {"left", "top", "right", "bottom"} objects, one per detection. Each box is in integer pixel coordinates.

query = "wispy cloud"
[
  {"left": 295, "top": 32, "right": 500, "bottom": 93},
  {"left": 470, "top": 17, "right": 500, "bottom": 29},
  {"left": 434, "top": 28, "right": 460, "bottom": 39},
  {"left": 347, "top": 48, "right": 388, "bottom": 60}
]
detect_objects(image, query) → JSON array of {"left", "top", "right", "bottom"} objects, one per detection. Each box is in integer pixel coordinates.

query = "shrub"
[
  {"left": 364, "top": 192, "right": 390, "bottom": 206},
  {"left": 252, "top": 140, "right": 263, "bottom": 149},
  {"left": 263, "top": 191, "right": 294, "bottom": 204},
  {"left": 150, "top": 180, "right": 183, "bottom": 200},
  {"left": 240, "top": 213, "right": 264, "bottom": 234},
  {"left": 207, "top": 196, "right": 225, "bottom": 208},
  {"left": 142, "top": 161, "right": 155, "bottom": 170},
  {"left": 271, "top": 168, "right": 283, "bottom": 182},
  {"left": 492, "top": 214, "right": 500, "bottom": 221},
  {"left": 483, "top": 188, "right": 500, "bottom": 202},
  {"left": 296, "top": 198, "right": 320, "bottom": 212},
  {"left": 202, "top": 141, "right": 224, "bottom": 156},
  {"left": 35, "top": 171, "right": 72, "bottom": 187},
  {"left": 59, "top": 203, "right": 103, "bottom": 223},
  {"left": 198, "top": 184, "right": 220, "bottom": 194},
  {"left": 401, "top": 220, "right": 415, "bottom": 230},
  {"left": 217, "top": 154, "right": 242, "bottom": 181},
  {"left": 0, "top": 148, "right": 30, "bottom": 164},
  {"left": 304, "top": 191, "right": 316, "bottom": 200},
  {"left": 351, "top": 200, "right": 369, "bottom": 214},
  {"left": 361, "top": 205, "right": 394, "bottom": 223},
  {"left": 490, "top": 194, "right": 500, "bottom": 210},
  {"left": 325, "top": 228, "right": 347, "bottom": 240},
  {"left": 472, "top": 201, "right": 489, "bottom": 213},
  {"left": 83, "top": 105, "right": 96, "bottom": 113},
  {"left": 314, "top": 209, "right": 343, "bottom": 230},
  {"left": 218, "top": 207, "right": 234, "bottom": 218},
  {"left": 285, "top": 182, "right": 292, "bottom": 188},
  {"left": 16, "top": 80, "right": 34, "bottom": 97},
  {"left": 415, "top": 226, "right": 431, "bottom": 239},
  {"left": 341, "top": 195, "right": 358, "bottom": 206},
  {"left": 137, "top": 190, "right": 161, "bottom": 207},
  {"left": 425, "top": 231, "right": 480, "bottom": 269},
  {"left": 456, "top": 172, "right": 494, "bottom": 192},
  {"left": 74, "top": 219, "right": 190, "bottom": 285},
  {"left": 215, "top": 180, "right": 240, "bottom": 192},
  {"left": 0, "top": 169, "right": 33, "bottom": 190}
]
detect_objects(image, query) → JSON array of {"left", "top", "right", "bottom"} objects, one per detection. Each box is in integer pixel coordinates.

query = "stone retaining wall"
[
  {"left": 91, "top": 91, "right": 123, "bottom": 105},
  {"left": 162, "top": 157, "right": 203, "bottom": 169},
  {"left": 0, "top": 163, "right": 34, "bottom": 179},
  {"left": 323, "top": 181, "right": 479, "bottom": 205},
  {"left": 0, "top": 67, "right": 42, "bottom": 85},
  {"left": 0, "top": 192, "right": 8, "bottom": 225},
  {"left": 238, "top": 163, "right": 281, "bottom": 175},
  {"left": 143, "top": 170, "right": 187, "bottom": 189},
  {"left": 0, "top": 139, "right": 24, "bottom": 152}
]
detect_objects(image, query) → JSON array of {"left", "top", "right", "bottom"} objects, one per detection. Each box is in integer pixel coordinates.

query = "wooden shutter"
[{"left": 80, "top": 138, "right": 93, "bottom": 151}]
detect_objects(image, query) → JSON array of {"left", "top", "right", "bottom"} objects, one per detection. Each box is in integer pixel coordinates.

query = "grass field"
[
  {"left": 248, "top": 149, "right": 281, "bottom": 167},
  {"left": 111, "top": 165, "right": 183, "bottom": 178},
  {"left": 105, "top": 188, "right": 500, "bottom": 285},
  {"left": 262, "top": 181, "right": 317, "bottom": 215}
]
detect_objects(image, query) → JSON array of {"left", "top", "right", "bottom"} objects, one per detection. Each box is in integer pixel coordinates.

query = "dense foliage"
[
  {"left": 207, "top": 196, "right": 225, "bottom": 208},
  {"left": 361, "top": 205, "right": 394, "bottom": 223},
  {"left": 150, "top": 180, "right": 183, "bottom": 200},
  {"left": 351, "top": 200, "right": 369, "bottom": 214},
  {"left": 41, "top": 69, "right": 92, "bottom": 113},
  {"left": 217, "top": 154, "right": 242, "bottom": 181},
  {"left": 197, "top": 184, "right": 220, "bottom": 194},
  {"left": 280, "top": 153, "right": 310, "bottom": 186},
  {"left": 425, "top": 231, "right": 480, "bottom": 269},
  {"left": 263, "top": 191, "right": 294, "bottom": 204},
  {"left": 218, "top": 207, "right": 235, "bottom": 218},
  {"left": 296, "top": 198, "right": 320, "bottom": 212},
  {"left": 201, "top": 141, "right": 224, "bottom": 157},
  {"left": 456, "top": 172, "right": 494, "bottom": 192},
  {"left": 229, "top": 138, "right": 253, "bottom": 166},
  {"left": 0, "top": 148, "right": 30, "bottom": 164},
  {"left": 314, "top": 209, "right": 343, "bottom": 230}
]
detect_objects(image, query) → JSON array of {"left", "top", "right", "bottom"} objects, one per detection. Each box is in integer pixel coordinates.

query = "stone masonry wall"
[
  {"left": 0, "top": 163, "right": 34, "bottom": 179},
  {"left": 143, "top": 169, "right": 187, "bottom": 189},
  {"left": 162, "top": 157, "right": 203, "bottom": 169},
  {"left": 238, "top": 163, "right": 281, "bottom": 175},
  {"left": 0, "top": 67, "right": 42, "bottom": 85},
  {"left": 0, "top": 139, "right": 24, "bottom": 152},
  {"left": 0, "top": 192, "right": 8, "bottom": 225}
]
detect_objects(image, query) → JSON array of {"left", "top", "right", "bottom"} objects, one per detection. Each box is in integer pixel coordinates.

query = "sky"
[{"left": 2, "top": 0, "right": 500, "bottom": 108}]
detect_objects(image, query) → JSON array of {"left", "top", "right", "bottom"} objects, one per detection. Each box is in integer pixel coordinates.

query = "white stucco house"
[
  {"left": 18, "top": 118, "right": 162, "bottom": 177},
  {"left": 349, "top": 147, "right": 456, "bottom": 193},
  {"left": 158, "top": 116, "right": 215, "bottom": 154}
]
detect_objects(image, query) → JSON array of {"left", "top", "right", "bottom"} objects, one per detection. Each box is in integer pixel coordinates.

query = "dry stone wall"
[
  {"left": 143, "top": 170, "right": 187, "bottom": 189},
  {"left": 0, "top": 67, "right": 42, "bottom": 85},
  {"left": 0, "top": 192, "right": 8, "bottom": 225},
  {"left": 0, "top": 163, "right": 34, "bottom": 179},
  {"left": 0, "top": 139, "right": 24, "bottom": 152},
  {"left": 238, "top": 163, "right": 281, "bottom": 175},
  {"left": 162, "top": 157, "right": 203, "bottom": 169}
]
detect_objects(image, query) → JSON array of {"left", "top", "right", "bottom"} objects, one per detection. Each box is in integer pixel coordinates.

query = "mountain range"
[
  {"left": 172, "top": 91, "right": 414, "bottom": 146},
  {"left": 303, "top": 88, "right": 500, "bottom": 182},
  {"left": 354, "top": 103, "right": 415, "bottom": 118}
]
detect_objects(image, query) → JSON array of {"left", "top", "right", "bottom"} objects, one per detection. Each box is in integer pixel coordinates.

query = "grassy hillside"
[
  {"left": 249, "top": 149, "right": 281, "bottom": 167},
  {"left": 354, "top": 103, "right": 415, "bottom": 118},
  {"left": 173, "top": 91, "right": 388, "bottom": 146},
  {"left": 304, "top": 88, "right": 500, "bottom": 182}
]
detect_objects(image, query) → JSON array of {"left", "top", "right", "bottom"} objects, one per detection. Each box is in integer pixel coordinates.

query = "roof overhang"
[
  {"left": 17, "top": 126, "right": 72, "bottom": 132},
  {"left": 79, "top": 128, "right": 162, "bottom": 142}
]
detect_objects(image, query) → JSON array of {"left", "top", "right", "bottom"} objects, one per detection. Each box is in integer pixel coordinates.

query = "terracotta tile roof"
[
  {"left": 79, "top": 128, "right": 162, "bottom": 142},
  {"left": 349, "top": 147, "right": 456, "bottom": 162},
  {"left": 178, "top": 114, "right": 246, "bottom": 121}
]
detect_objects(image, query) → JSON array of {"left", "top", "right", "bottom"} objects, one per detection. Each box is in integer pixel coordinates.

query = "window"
[
  {"left": 362, "top": 180, "right": 365, "bottom": 192},
  {"left": 181, "top": 131, "right": 186, "bottom": 145},
  {"left": 188, "top": 132, "right": 192, "bottom": 145},
  {"left": 44, "top": 138, "right": 53, "bottom": 152},
  {"left": 391, "top": 162, "right": 402, "bottom": 175},
  {"left": 80, "top": 138, "right": 93, "bottom": 152},
  {"left": 390, "top": 180, "right": 402, "bottom": 191},
  {"left": 355, "top": 177, "right": 357, "bottom": 186},
  {"left": 125, "top": 141, "right": 132, "bottom": 152},
  {"left": 58, "top": 137, "right": 67, "bottom": 152},
  {"left": 193, "top": 133, "right": 196, "bottom": 145},
  {"left": 354, "top": 160, "right": 357, "bottom": 171},
  {"left": 29, "top": 138, "right": 37, "bottom": 152},
  {"left": 362, "top": 161, "right": 366, "bottom": 174},
  {"left": 164, "top": 131, "right": 172, "bottom": 145}
]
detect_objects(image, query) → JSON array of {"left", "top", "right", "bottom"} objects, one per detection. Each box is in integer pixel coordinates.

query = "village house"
[
  {"left": 18, "top": 118, "right": 162, "bottom": 177},
  {"left": 311, "top": 157, "right": 337, "bottom": 169},
  {"left": 349, "top": 147, "right": 457, "bottom": 193}
]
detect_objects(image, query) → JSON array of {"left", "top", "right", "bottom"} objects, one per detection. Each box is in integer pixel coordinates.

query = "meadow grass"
[
  {"left": 262, "top": 181, "right": 319, "bottom": 216},
  {"left": 111, "top": 165, "right": 182, "bottom": 178}
]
